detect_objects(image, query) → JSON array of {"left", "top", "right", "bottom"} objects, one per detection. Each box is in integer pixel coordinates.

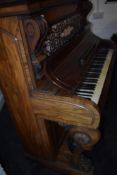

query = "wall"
[{"left": 88, "top": 0, "right": 117, "bottom": 39}]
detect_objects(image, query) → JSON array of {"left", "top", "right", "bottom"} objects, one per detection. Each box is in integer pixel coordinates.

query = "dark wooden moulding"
[{"left": 0, "top": 0, "right": 116, "bottom": 175}]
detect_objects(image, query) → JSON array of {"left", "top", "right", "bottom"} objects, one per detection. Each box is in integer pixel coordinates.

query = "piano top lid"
[{"left": 0, "top": 0, "right": 92, "bottom": 17}]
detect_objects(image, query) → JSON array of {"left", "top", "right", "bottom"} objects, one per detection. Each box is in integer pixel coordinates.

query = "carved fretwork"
[
  {"left": 43, "top": 14, "right": 83, "bottom": 56},
  {"left": 23, "top": 14, "right": 85, "bottom": 80},
  {"left": 23, "top": 14, "right": 85, "bottom": 57}
]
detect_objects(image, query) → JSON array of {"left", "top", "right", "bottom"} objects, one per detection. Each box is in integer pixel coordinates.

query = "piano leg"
[
  {"left": 31, "top": 125, "right": 101, "bottom": 175},
  {"left": 65, "top": 127, "right": 101, "bottom": 174}
]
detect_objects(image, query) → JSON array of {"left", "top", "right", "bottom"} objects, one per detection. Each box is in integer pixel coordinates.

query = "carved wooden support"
[
  {"left": 23, "top": 15, "right": 48, "bottom": 57},
  {"left": 0, "top": 16, "right": 56, "bottom": 159},
  {"left": 65, "top": 127, "right": 101, "bottom": 173},
  {"left": 31, "top": 92, "right": 100, "bottom": 129}
]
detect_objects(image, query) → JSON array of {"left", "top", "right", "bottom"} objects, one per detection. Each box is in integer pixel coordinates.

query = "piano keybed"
[
  {"left": 76, "top": 48, "right": 113, "bottom": 104},
  {"left": 36, "top": 48, "right": 113, "bottom": 105}
]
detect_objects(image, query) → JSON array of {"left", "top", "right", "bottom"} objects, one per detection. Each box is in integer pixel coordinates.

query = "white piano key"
[
  {"left": 77, "top": 92, "right": 92, "bottom": 96},
  {"left": 78, "top": 94, "right": 92, "bottom": 99},
  {"left": 77, "top": 89, "right": 94, "bottom": 93},
  {"left": 87, "top": 72, "right": 100, "bottom": 74},
  {"left": 78, "top": 93, "right": 92, "bottom": 98},
  {"left": 81, "top": 82, "right": 96, "bottom": 85},
  {"left": 84, "top": 77, "right": 98, "bottom": 80}
]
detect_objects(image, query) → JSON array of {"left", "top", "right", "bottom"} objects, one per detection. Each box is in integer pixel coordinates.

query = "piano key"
[
  {"left": 93, "top": 61, "right": 105, "bottom": 64},
  {"left": 77, "top": 89, "right": 94, "bottom": 93},
  {"left": 76, "top": 48, "right": 113, "bottom": 103},
  {"left": 90, "top": 65, "right": 103, "bottom": 69},
  {"left": 91, "top": 49, "right": 113, "bottom": 104},
  {"left": 87, "top": 68, "right": 101, "bottom": 72},
  {"left": 91, "top": 63, "right": 104, "bottom": 66},
  {"left": 87, "top": 71, "right": 100, "bottom": 74},
  {"left": 81, "top": 82, "right": 96, "bottom": 85},
  {"left": 77, "top": 91, "right": 93, "bottom": 95},
  {"left": 86, "top": 74, "right": 100, "bottom": 78},
  {"left": 83, "top": 79, "right": 98, "bottom": 83},
  {"left": 78, "top": 92, "right": 92, "bottom": 96},
  {"left": 84, "top": 77, "right": 98, "bottom": 80},
  {"left": 77, "top": 94, "right": 92, "bottom": 99},
  {"left": 79, "top": 84, "right": 95, "bottom": 90}
]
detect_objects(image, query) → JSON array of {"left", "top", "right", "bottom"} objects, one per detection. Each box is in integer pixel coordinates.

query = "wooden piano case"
[{"left": 0, "top": 0, "right": 116, "bottom": 174}]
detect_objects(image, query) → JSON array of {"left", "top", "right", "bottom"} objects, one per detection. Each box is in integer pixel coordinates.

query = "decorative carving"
[
  {"left": 23, "top": 15, "right": 48, "bottom": 59},
  {"left": 23, "top": 14, "right": 82, "bottom": 79},
  {"left": 66, "top": 127, "right": 100, "bottom": 173},
  {"left": 24, "top": 14, "right": 82, "bottom": 58},
  {"left": 43, "top": 14, "right": 81, "bottom": 56},
  {"left": 23, "top": 15, "right": 48, "bottom": 79}
]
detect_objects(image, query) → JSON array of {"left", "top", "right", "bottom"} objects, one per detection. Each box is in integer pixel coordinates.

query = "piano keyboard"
[{"left": 76, "top": 48, "right": 113, "bottom": 104}]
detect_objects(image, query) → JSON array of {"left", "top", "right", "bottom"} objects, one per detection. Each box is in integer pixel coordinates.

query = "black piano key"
[
  {"left": 83, "top": 79, "right": 98, "bottom": 83},
  {"left": 90, "top": 65, "right": 103, "bottom": 69},
  {"left": 80, "top": 84, "right": 95, "bottom": 90},
  {"left": 87, "top": 73, "right": 100, "bottom": 78},
  {"left": 75, "top": 47, "right": 109, "bottom": 98},
  {"left": 88, "top": 71, "right": 101, "bottom": 74},
  {"left": 93, "top": 60, "right": 105, "bottom": 64}
]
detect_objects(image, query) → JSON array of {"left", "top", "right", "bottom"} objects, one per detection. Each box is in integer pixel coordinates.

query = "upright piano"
[{"left": 0, "top": 0, "right": 116, "bottom": 174}]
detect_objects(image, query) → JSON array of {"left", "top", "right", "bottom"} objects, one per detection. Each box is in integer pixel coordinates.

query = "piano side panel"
[{"left": 0, "top": 16, "right": 57, "bottom": 159}]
